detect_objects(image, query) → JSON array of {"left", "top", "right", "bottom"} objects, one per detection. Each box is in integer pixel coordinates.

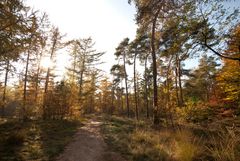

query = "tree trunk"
[
  {"left": 111, "top": 86, "right": 115, "bottom": 115},
  {"left": 43, "top": 40, "right": 56, "bottom": 119},
  {"left": 78, "top": 55, "right": 85, "bottom": 102},
  {"left": 144, "top": 56, "right": 149, "bottom": 119},
  {"left": 121, "top": 90, "right": 124, "bottom": 114},
  {"left": 177, "top": 55, "right": 184, "bottom": 106},
  {"left": 166, "top": 55, "right": 175, "bottom": 128},
  {"left": 72, "top": 44, "right": 77, "bottom": 83},
  {"left": 133, "top": 53, "right": 139, "bottom": 120},
  {"left": 120, "top": 81, "right": 124, "bottom": 114},
  {"left": 175, "top": 65, "right": 180, "bottom": 106},
  {"left": 23, "top": 50, "right": 30, "bottom": 119},
  {"left": 35, "top": 50, "right": 43, "bottom": 102},
  {"left": 43, "top": 66, "right": 50, "bottom": 119},
  {"left": 151, "top": 9, "right": 161, "bottom": 124},
  {"left": 2, "top": 60, "right": 10, "bottom": 117},
  {"left": 123, "top": 53, "right": 130, "bottom": 117},
  {"left": 117, "top": 88, "right": 121, "bottom": 113},
  {"left": 175, "top": 54, "right": 180, "bottom": 106},
  {"left": 79, "top": 70, "right": 84, "bottom": 99},
  {"left": 137, "top": 74, "right": 140, "bottom": 118}
]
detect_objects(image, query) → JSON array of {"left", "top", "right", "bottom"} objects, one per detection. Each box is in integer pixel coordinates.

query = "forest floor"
[
  {"left": 56, "top": 117, "right": 126, "bottom": 161},
  {"left": 1, "top": 115, "right": 239, "bottom": 161}
]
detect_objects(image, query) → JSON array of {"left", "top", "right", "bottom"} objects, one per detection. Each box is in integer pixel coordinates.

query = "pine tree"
[{"left": 114, "top": 38, "right": 130, "bottom": 117}]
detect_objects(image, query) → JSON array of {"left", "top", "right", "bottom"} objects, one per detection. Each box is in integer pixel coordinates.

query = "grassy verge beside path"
[
  {"left": 0, "top": 118, "right": 83, "bottom": 161},
  {"left": 100, "top": 115, "right": 240, "bottom": 161}
]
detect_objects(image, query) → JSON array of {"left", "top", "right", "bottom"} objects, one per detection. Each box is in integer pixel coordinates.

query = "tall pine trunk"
[
  {"left": 144, "top": 56, "right": 149, "bottom": 119},
  {"left": 111, "top": 86, "right": 115, "bottom": 115},
  {"left": 151, "top": 9, "right": 161, "bottom": 124},
  {"left": 35, "top": 50, "right": 43, "bottom": 102},
  {"left": 133, "top": 53, "right": 139, "bottom": 120},
  {"left": 175, "top": 54, "right": 183, "bottom": 107},
  {"left": 2, "top": 60, "right": 10, "bottom": 117},
  {"left": 43, "top": 38, "right": 56, "bottom": 119},
  {"left": 78, "top": 55, "right": 85, "bottom": 102},
  {"left": 123, "top": 53, "right": 130, "bottom": 117},
  {"left": 175, "top": 65, "right": 179, "bottom": 106},
  {"left": 23, "top": 50, "right": 30, "bottom": 119},
  {"left": 177, "top": 55, "right": 184, "bottom": 106}
]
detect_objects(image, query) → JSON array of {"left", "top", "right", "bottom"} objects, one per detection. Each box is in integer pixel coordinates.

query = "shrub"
[{"left": 177, "top": 100, "right": 214, "bottom": 123}]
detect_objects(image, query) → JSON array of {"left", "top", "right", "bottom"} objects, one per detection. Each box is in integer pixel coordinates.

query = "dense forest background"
[{"left": 0, "top": 0, "right": 240, "bottom": 160}]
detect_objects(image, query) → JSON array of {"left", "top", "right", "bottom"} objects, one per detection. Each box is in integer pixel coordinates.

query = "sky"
[
  {"left": 25, "top": 0, "right": 240, "bottom": 79},
  {"left": 26, "top": 0, "right": 137, "bottom": 77}
]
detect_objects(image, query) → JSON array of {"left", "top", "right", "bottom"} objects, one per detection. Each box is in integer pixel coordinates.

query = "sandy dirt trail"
[{"left": 56, "top": 119, "right": 126, "bottom": 161}]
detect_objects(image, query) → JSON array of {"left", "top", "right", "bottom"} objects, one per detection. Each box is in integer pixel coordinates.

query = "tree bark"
[
  {"left": 79, "top": 57, "right": 85, "bottom": 101},
  {"left": 2, "top": 60, "right": 10, "bottom": 117},
  {"left": 43, "top": 37, "right": 56, "bottom": 119},
  {"left": 23, "top": 50, "right": 30, "bottom": 119},
  {"left": 133, "top": 53, "right": 139, "bottom": 120},
  {"left": 123, "top": 52, "right": 130, "bottom": 117},
  {"left": 120, "top": 81, "right": 124, "bottom": 114},
  {"left": 166, "top": 55, "right": 175, "bottom": 127},
  {"left": 35, "top": 50, "right": 43, "bottom": 102},
  {"left": 152, "top": 9, "right": 161, "bottom": 124},
  {"left": 175, "top": 62, "right": 180, "bottom": 106},
  {"left": 177, "top": 56, "right": 184, "bottom": 106},
  {"left": 78, "top": 51, "right": 86, "bottom": 103},
  {"left": 144, "top": 55, "right": 149, "bottom": 119},
  {"left": 79, "top": 70, "right": 84, "bottom": 99},
  {"left": 111, "top": 86, "right": 115, "bottom": 115},
  {"left": 175, "top": 54, "right": 183, "bottom": 107}
]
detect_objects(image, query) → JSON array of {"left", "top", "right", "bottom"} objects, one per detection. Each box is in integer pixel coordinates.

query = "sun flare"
[{"left": 40, "top": 57, "right": 53, "bottom": 69}]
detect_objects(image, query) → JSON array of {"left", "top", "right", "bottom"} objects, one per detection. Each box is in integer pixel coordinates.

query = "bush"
[{"left": 177, "top": 101, "right": 214, "bottom": 123}]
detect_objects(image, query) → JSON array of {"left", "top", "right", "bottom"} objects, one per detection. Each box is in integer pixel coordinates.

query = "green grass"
[
  {"left": 0, "top": 118, "right": 82, "bottom": 161},
  {"left": 100, "top": 115, "right": 240, "bottom": 161}
]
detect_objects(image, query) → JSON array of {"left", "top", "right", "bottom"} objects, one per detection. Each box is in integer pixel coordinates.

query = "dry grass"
[
  {"left": 101, "top": 115, "right": 240, "bottom": 161},
  {"left": 174, "top": 130, "right": 203, "bottom": 161},
  {"left": 206, "top": 129, "right": 240, "bottom": 161}
]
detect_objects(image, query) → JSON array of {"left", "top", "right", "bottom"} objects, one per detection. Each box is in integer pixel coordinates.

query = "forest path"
[{"left": 56, "top": 117, "right": 126, "bottom": 161}]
